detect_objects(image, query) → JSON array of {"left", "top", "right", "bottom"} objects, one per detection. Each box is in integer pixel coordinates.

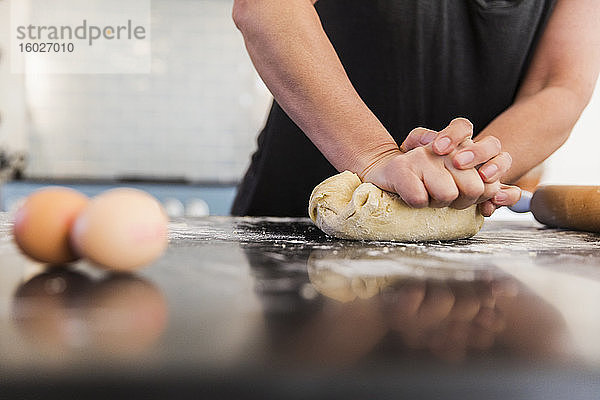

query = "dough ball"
[{"left": 308, "top": 171, "right": 484, "bottom": 242}]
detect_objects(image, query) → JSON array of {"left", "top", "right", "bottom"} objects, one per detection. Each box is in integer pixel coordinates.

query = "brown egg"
[
  {"left": 70, "top": 188, "right": 168, "bottom": 271},
  {"left": 13, "top": 187, "right": 89, "bottom": 264}
]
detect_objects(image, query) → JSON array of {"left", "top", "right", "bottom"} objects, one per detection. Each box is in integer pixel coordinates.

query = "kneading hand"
[
  {"left": 399, "top": 118, "right": 521, "bottom": 216},
  {"left": 361, "top": 143, "right": 488, "bottom": 211}
]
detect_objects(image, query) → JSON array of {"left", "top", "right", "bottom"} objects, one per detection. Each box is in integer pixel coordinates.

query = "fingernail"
[
  {"left": 455, "top": 151, "right": 475, "bottom": 166},
  {"left": 434, "top": 137, "right": 451, "bottom": 152},
  {"left": 480, "top": 164, "right": 498, "bottom": 180},
  {"left": 494, "top": 191, "right": 508, "bottom": 203},
  {"left": 420, "top": 131, "right": 437, "bottom": 145}
]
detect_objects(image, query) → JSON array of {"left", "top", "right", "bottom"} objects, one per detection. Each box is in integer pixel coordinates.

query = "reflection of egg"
[
  {"left": 86, "top": 274, "right": 168, "bottom": 356},
  {"left": 70, "top": 188, "right": 168, "bottom": 271},
  {"left": 12, "top": 268, "right": 94, "bottom": 354},
  {"left": 13, "top": 188, "right": 89, "bottom": 264},
  {"left": 12, "top": 269, "right": 167, "bottom": 358}
]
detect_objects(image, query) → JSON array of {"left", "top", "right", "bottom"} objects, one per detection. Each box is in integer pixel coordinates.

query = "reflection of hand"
[
  {"left": 306, "top": 249, "right": 512, "bottom": 363},
  {"left": 383, "top": 279, "right": 513, "bottom": 362},
  {"left": 307, "top": 248, "right": 497, "bottom": 303},
  {"left": 12, "top": 267, "right": 167, "bottom": 357}
]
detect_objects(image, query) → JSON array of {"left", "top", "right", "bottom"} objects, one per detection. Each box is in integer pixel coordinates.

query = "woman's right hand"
[{"left": 399, "top": 118, "right": 521, "bottom": 215}]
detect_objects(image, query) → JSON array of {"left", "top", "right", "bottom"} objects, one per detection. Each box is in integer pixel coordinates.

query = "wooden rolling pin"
[{"left": 510, "top": 186, "right": 600, "bottom": 233}]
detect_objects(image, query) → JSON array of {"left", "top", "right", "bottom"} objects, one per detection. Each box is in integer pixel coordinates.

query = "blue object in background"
[{"left": 0, "top": 181, "right": 237, "bottom": 217}]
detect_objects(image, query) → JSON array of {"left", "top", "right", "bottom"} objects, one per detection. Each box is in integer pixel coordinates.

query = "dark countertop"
[{"left": 2, "top": 214, "right": 600, "bottom": 399}]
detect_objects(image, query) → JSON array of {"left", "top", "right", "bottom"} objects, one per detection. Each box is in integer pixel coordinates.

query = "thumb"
[{"left": 400, "top": 127, "right": 438, "bottom": 153}]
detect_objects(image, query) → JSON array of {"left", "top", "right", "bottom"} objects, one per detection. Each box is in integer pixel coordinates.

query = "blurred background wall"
[
  {"left": 1, "top": 0, "right": 272, "bottom": 184},
  {"left": 0, "top": 0, "right": 598, "bottom": 215}
]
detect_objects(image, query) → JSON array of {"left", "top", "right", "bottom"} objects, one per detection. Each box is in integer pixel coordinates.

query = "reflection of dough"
[
  {"left": 307, "top": 260, "right": 388, "bottom": 303},
  {"left": 309, "top": 171, "right": 484, "bottom": 242}
]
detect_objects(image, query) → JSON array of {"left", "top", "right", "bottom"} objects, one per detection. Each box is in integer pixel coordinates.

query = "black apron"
[{"left": 232, "top": 0, "right": 557, "bottom": 217}]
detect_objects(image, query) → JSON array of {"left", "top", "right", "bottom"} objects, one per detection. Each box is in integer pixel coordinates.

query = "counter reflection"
[
  {"left": 249, "top": 246, "right": 571, "bottom": 367},
  {"left": 12, "top": 267, "right": 168, "bottom": 359}
]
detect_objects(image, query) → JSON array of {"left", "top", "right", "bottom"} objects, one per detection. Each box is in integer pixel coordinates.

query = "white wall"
[
  {"left": 543, "top": 79, "right": 600, "bottom": 185},
  {"left": 0, "top": 0, "right": 27, "bottom": 153},
  {"left": 5, "top": 0, "right": 272, "bottom": 183}
]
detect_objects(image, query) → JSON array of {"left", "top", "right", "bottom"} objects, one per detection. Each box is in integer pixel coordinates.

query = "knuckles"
[
  {"left": 433, "top": 187, "right": 460, "bottom": 204},
  {"left": 403, "top": 192, "right": 429, "bottom": 209},
  {"left": 462, "top": 179, "right": 486, "bottom": 201},
  {"left": 481, "top": 181, "right": 501, "bottom": 201},
  {"left": 501, "top": 186, "right": 521, "bottom": 205},
  {"left": 486, "top": 136, "right": 502, "bottom": 153},
  {"left": 498, "top": 151, "right": 513, "bottom": 169},
  {"left": 449, "top": 117, "right": 474, "bottom": 133},
  {"left": 409, "top": 146, "right": 430, "bottom": 161},
  {"left": 409, "top": 127, "right": 429, "bottom": 136}
]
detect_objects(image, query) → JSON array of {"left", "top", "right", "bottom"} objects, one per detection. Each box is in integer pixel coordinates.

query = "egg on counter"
[
  {"left": 13, "top": 187, "right": 89, "bottom": 264},
  {"left": 70, "top": 188, "right": 168, "bottom": 271}
]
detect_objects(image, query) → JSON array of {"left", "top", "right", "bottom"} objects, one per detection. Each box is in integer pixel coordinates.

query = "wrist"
[{"left": 358, "top": 143, "right": 402, "bottom": 182}]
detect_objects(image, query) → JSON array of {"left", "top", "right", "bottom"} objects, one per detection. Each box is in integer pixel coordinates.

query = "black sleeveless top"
[{"left": 232, "top": 0, "right": 557, "bottom": 217}]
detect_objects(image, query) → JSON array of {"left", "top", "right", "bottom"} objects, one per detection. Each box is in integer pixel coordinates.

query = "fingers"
[
  {"left": 422, "top": 167, "right": 459, "bottom": 208},
  {"left": 363, "top": 153, "right": 430, "bottom": 209},
  {"left": 478, "top": 152, "right": 512, "bottom": 183},
  {"left": 478, "top": 201, "right": 497, "bottom": 217},
  {"left": 448, "top": 283, "right": 481, "bottom": 322},
  {"left": 468, "top": 325, "right": 496, "bottom": 350},
  {"left": 367, "top": 145, "right": 517, "bottom": 212},
  {"left": 451, "top": 177, "right": 485, "bottom": 210},
  {"left": 416, "top": 282, "right": 455, "bottom": 328},
  {"left": 432, "top": 118, "right": 474, "bottom": 155},
  {"left": 478, "top": 179, "right": 500, "bottom": 204},
  {"left": 491, "top": 184, "right": 522, "bottom": 207},
  {"left": 384, "top": 281, "right": 426, "bottom": 331},
  {"left": 391, "top": 167, "right": 430, "bottom": 209},
  {"left": 477, "top": 184, "right": 521, "bottom": 215},
  {"left": 473, "top": 307, "right": 506, "bottom": 333},
  {"left": 478, "top": 184, "right": 522, "bottom": 217},
  {"left": 445, "top": 159, "right": 485, "bottom": 210},
  {"left": 452, "top": 136, "right": 502, "bottom": 169},
  {"left": 400, "top": 127, "right": 438, "bottom": 153},
  {"left": 390, "top": 148, "right": 459, "bottom": 209}
]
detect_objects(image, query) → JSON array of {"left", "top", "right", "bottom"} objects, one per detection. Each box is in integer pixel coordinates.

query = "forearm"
[
  {"left": 232, "top": 0, "right": 397, "bottom": 175},
  {"left": 476, "top": 85, "right": 588, "bottom": 184},
  {"left": 477, "top": 0, "right": 600, "bottom": 185}
]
